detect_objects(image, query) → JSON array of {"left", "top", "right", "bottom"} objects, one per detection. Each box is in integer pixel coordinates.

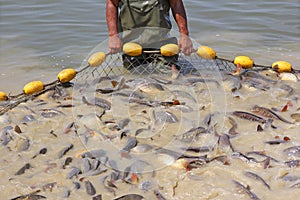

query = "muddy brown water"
[{"left": 0, "top": 69, "right": 300, "bottom": 200}]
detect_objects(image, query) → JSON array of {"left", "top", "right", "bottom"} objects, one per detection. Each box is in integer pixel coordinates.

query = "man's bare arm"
[
  {"left": 169, "top": 0, "right": 193, "bottom": 55},
  {"left": 169, "top": 0, "right": 189, "bottom": 35},
  {"left": 106, "top": 0, "right": 122, "bottom": 53}
]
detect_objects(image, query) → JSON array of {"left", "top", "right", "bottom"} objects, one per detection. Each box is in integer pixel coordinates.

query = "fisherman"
[{"left": 106, "top": 0, "right": 194, "bottom": 71}]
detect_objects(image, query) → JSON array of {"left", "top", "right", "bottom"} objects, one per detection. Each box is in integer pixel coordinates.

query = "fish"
[
  {"left": 154, "top": 147, "right": 205, "bottom": 159},
  {"left": 81, "top": 158, "right": 92, "bottom": 173},
  {"left": 138, "top": 82, "right": 164, "bottom": 93},
  {"left": 32, "top": 147, "right": 47, "bottom": 159},
  {"left": 242, "top": 77, "right": 270, "bottom": 91},
  {"left": 280, "top": 84, "right": 295, "bottom": 97},
  {"left": 176, "top": 126, "right": 207, "bottom": 143},
  {"left": 151, "top": 75, "right": 172, "bottom": 84},
  {"left": 42, "top": 182, "right": 57, "bottom": 192},
  {"left": 231, "top": 111, "right": 267, "bottom": 124},
  {"left": 22, "top": 114, "right": 36, "bottom": 123},
  {"left": 73, "top": 182, "right": 81, "bottom": 190},
  {"left": 1, "top": 126, "right": 13, "bottom": 145},
  {"left": 153, "top": 110, "right": 178, "bottom": 123},
  {"left": 186, "top": 158, "right": 208, "bottom": 170},
  {"left": 246, "top": 151, "right": 280, "bottom": 163},
  {"left": 244, "top": 171, "right": 271, "bottom": 190},
  {"left": 97, "top": 77, "right": 127, "bottom": 94},
  {"left": 15, "top": 163, "right": 31, "bottom": 176},
  {"left": 122, "top": 137, "right": 138, "bottom": 152},
  {"left": 231, "top": 152, "right": 259, "bottom": 163},
  {"left": 66, "top": 167, "right": 81, "bottom": 179},
  {"left": 186, "top": 77, "right": 220, "bottom": 86},
  {"left": 40, "top": 108, "right": 65, "bottom": 118},
  {"left": 85, "top": 180, "right": 96, "bottom": 196},
  {"left": 203, "top": 113, "right": 214, "bottom": 128},
  {"left": 153, "top": 190, "right": 167, "bottom": 200},
  {"left": 113, "top": 194, "right": 144, "bottom": 200},
  {"left": 131, "top": 144, "right": 153, "bottom": 153},
  {"left": 290, "top": 182, "right": 300, "bottom": 188},
  {"left": 285, "top": 160, "right": 300, "bottom": 168},
  {"left": 232, "top": 180, "right": 261, "bottom": 200},
  {"left": 265, "top": 140, "right": 288, "bottom": 145},
  {"left": 241, "top": 71, "right": 276, "bottom": 84},
  {"left": 210, "top": 155, "right": 230, "bottom": 165},
  {"left": 171, "top": 90, "right": 197, "bottom": 103},
  {"left": 62, "top": 157, "right": 73, "bottom": 169},
  {"left": 171, "top": 104, "right": 193, "bottom": 113},
  {"left": 138, "top": 181, "right": 152, "bottom": 191},
  {"left": 113, "top": 118, "right": 130, "bottom": 131},
  {"left": 281, "top": 175, "right": 300, "bottom": 182},
  {"left": 10, "top": 190, "right": 46, "bottom": 200},
  {"left": 218, "top": 134, "right": 235, "bottom": 152},
  {"left": 251, "top": 105, "right": 293, "bottom": 124},
  {"left": 283, "top": 146, "right": 300, "bottom": 158},
  {"left": 228, "top": 116, "right": 239, "bottom": 135},
  {"left": 82, "top": 96, "right": 111, "bottom": 110},
  {"left": 129, "top": 98, "right": 160, "bottom": 107},
  {"left": 184, "top": 146, "right": 213, "bottom": 153},
  {"left": 16, "top": 137, "right": 30, "bottom": 152},
  {"left": 58, "top": 143, "right": 74, "bottom": 159},
  {"left": 92, "top": 194, "right": 103, "bottom": 200},
  {"left": 223, "top": 73, "right": 242, "bottom": 92},
  {"left": 101, "top": 175, "right": 116, "bottom": 196}
]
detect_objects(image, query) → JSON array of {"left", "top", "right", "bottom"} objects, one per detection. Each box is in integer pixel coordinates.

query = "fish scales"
[
  {"left": 251, "top": 105, "right": 293, "bottom": 124},
  {"left": 231, "top": 111, "right": 266, "bottom": 123},
  {"left": 244, "top": 171, "right": 271, "bottom": 190},
  {"left": 232, "top": 180, "right": 261, "bottom": 200}
]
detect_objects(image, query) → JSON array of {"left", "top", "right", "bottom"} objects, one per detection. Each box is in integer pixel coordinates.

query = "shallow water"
[{"left": 0, "top": 1, "right": 299, "bottom": 93}]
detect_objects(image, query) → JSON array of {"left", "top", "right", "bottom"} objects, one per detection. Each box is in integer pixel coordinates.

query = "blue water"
[{"left": 0, "top": 0, "right": 299, "bottom": 92}]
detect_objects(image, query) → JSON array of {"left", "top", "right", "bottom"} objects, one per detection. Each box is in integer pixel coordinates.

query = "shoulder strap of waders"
[{"left": 126, "top": 0, "right": 137, "bottom": 28}]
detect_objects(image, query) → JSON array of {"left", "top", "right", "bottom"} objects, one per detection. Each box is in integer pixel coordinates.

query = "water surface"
[{"left": 0, "top": 0, "right": 299, "bottom": 93}]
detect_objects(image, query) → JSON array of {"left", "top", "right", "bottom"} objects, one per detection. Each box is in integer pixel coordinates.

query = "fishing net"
[{"left": 0, "top": 28, "right": 298, "bottom": 115}]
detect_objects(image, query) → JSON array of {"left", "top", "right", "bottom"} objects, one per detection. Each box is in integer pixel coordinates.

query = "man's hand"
[
  {"left": 109, "top": 34, "right": 122, "bottom": 54},
  {"left": 179, "top": 34, "right": 194, "bottom": 55}
]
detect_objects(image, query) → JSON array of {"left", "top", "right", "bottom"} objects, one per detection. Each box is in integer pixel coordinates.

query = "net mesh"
[
  {"left": 76, "top": 52, "right": 235, "bottom": 82},
  {"left": 0, "top": 51, "right": 297, "bottom": 115}
]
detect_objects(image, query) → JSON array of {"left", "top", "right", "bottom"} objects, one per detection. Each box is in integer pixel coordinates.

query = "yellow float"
[
  {"left": 160, "top": 44, "right": 179, "bottom": 57},
  {"left": 197, "top": 46, "right": 216, "bottom": 59},
  {"left": 123, "top": 42, "right": 143, "bottom": 57},
  {"left": 234, "top": 56, "right": 254, "bottom": 69},
  {"left": 272, "top": 61, "right": 292, "bottom": 73},
  {"left": 57, "top": 68, "right": 77, "bottom": 83},
  {"left": 23, "top": 81, "right": 44, "bottom": 95},
  {"left": 0, "top": 91, "right": 8, "bottom": 101},
  {"left": 88, "top": 52, "right": 106, "bottom": 67}
]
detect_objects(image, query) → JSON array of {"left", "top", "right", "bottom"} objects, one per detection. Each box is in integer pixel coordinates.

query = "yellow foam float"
[
  {"left": 272, "top": 61, "right": 292, "bottom": 73},
  {"left": 0, "top": 91, "right": 8, "bottom": 101},
  {"left": 160, "top": 43, "right": 179, "bottom": 57},
  {"left": 197, "top": 46, "right": 216, "bottom": 59},
  {"left": 23, "top": 81, "right": 44, "bottom": 95},
  {"left": 88, "top": 52, "right": 106, "bottom": 67},
  {"left": 123, "top": 42, "right": 143, "bottom": 57},
  {"left": 234, "top": 56, "right": 254, "bottom": 69},
  {"left": 57, "top": 68, "right": 77, "bottom": 83}
]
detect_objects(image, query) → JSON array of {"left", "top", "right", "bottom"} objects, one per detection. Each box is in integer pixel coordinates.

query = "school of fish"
[{"left": 0, "top": 67, "right": 299, "bottom": 200}]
